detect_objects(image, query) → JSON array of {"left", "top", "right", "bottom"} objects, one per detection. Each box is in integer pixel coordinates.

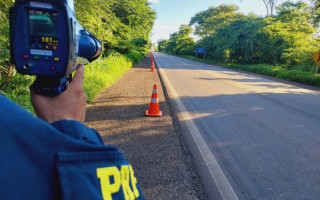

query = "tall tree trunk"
[
  {"left": 263, "top": 0, "right": 269, "bottom": 15},
  {"left": 269, "top": 0, "right": 275, "bottom": 16}
]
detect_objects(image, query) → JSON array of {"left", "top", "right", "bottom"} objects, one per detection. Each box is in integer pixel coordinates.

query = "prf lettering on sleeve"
[{"left": 97, "top": 165, "right": 140, "bottom": 200}]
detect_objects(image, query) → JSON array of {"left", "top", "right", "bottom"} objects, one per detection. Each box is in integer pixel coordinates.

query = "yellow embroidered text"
[{"left": 97, "top": 165, "right": 140, "bottom": 200}]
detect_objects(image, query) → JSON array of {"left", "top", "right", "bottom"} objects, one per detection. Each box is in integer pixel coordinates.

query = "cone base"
[{"left": 145, "top": 110, "right": 162, "bottom": 117}]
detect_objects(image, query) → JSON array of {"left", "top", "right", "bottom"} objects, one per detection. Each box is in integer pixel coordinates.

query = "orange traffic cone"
[
  {"left": 151, "top": 61, "right": 155, "bottom": 72},
  {"left": 145, "top": 84, "right": 162, "bottom": 117}
]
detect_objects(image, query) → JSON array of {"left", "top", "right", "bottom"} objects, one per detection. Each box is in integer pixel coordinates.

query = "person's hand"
[{"left": 30, "top": 65, "right": 87, "bottom": 123}]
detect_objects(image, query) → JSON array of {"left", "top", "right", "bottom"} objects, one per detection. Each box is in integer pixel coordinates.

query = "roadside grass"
[
  {"left": 2, "top": 73, "right": 35, "bottom": 112},
  {"left": 178, "top": 55, "right": 320, "bottom": 87},
  {"left": 83, "top": 53, "right": 133, "bottom": 102},
  {"left": 3, "top": 52, "right": 141, "bottom": 113}
]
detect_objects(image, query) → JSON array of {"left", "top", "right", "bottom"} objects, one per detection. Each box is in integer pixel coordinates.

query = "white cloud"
[
  {"left": 148, "top": 0, "right": 159, "bottom": 3},
  {"left": 151, "top": 22, "right": 200, "bottom": 45},
  {"left": 151, "top": 20, "right": 189, "bottom": 44}
]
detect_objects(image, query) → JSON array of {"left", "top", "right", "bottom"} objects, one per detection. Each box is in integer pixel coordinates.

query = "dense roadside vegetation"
[
  {"left": 158, "top": 1, "right": 320, "bottom": 87},
  {"left": 0, "top": 0, "right": 155, "bottom": 113}
]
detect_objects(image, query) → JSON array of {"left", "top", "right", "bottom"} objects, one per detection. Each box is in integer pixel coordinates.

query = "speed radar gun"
[{"left": 10, "top": 0, "right": 102, "bottom": 96}]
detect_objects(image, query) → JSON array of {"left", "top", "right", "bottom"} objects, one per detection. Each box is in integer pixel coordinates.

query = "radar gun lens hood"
[{"left": 10, "top": 0, "right": 102, "bottom": 96}]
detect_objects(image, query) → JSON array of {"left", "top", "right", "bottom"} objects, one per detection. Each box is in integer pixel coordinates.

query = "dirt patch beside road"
[{"left": 85, "top": 54, "right": 205, "bottom": 199}]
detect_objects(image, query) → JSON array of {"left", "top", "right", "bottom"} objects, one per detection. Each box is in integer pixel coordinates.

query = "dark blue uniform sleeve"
[
  {"left": 0, "top": 94, "right": 144, "bottom": 200},
  {"left": 51, "top": 120, "right": 104, "bottom": 145}
]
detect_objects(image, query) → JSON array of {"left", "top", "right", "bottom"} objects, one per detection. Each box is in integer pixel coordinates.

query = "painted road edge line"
[{"left": 153, "top": 52, "right": 239, "bottom": 200}]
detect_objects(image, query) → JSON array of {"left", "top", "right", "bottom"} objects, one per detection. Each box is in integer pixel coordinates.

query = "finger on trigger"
[{"left": 71, "top": 65, "right": 85, "bottom": 87}]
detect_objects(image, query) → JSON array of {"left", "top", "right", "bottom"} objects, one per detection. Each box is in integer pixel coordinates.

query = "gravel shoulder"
[{"left": 85, "top": 54, "right": 205, "bottom": 200}]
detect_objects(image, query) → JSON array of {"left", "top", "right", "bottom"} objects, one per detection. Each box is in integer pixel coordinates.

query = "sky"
[{"left": 147, "top": 0, "right": 272, "bottom": 44}]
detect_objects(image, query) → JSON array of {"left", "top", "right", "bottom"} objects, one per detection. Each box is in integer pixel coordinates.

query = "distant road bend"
[{"left": 153, "top": 52, "right": 320, "bottom": 200}]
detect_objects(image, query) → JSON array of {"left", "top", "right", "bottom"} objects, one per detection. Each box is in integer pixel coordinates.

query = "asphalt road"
[
  {"left": 85, "top": 55, "right": 205, "bottom": 200},
  {"left": 153, "top": 52, "right": 320, "bottom": 200}
]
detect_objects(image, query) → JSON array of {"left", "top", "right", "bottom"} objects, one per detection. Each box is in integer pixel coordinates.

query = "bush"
[
  {"left": 2, "top": 73, "right": 35, "bottom": 113},
  {"left": 176, "top": 53, "right": 320, "bottom": 87},
  {"left": 125, "top": 50, "right": 143, "bottom": 64},
  {"left": 276, "top": 70, "right": 320, "bottom": 86},
  {"left": 236, "top": 64, "right": 282, "bottom": 77},
  {"left": 291, "top": 64, "right": 318, "bottom": 73},
  {"left": 229, "top": 64, "right": 320, "bottom": 87}
]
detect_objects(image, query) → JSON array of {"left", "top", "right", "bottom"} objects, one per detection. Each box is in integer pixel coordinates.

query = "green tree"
[
  {"left": 190, "top": 4, "right": 244, "bottom": 38},
  {"left": 75, "top": 0, "right": 155, "bottom": 55},
  {"left": 270, "top": 1, "right": 319, "bottom": 65},
  {"left": 164, "top": 25, "right": 195, "bottom": 55},
  {"left": 190, "top": 1, "right": 319, "bottom": 67},
  {"left": 219, "top": 16, "right": 269, "bottom": 64},
  {"left": 312, "top": 0, "right": 320, "bottom": 24},
  {"left": 197, "top": 15, "right": 275, "bottom": 64},
  {"left": 157, "top": 39, "right": 168, "bottom": 52},
  {"left": 173, "top": 25, "right": 195, "bottom": 55},
  {"left": 165, "top": 33, "right": 178, "bottom": 53}
]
